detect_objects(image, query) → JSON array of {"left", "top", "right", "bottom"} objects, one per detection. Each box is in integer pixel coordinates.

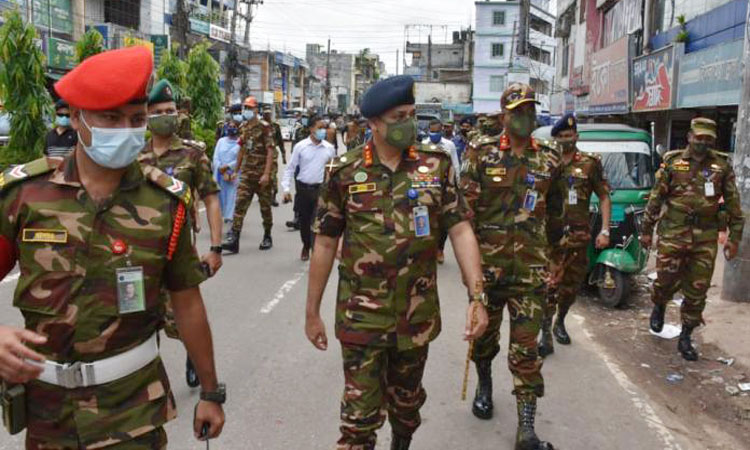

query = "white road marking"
[
  {"left": 260, "top": 268, "right": 308, "bottom": 314},
  {"left": 0, "top": 271, "right": 19, "bottom": 285},
  {"left": 573, "top": 314, "right": 683, "bottom": 450}
]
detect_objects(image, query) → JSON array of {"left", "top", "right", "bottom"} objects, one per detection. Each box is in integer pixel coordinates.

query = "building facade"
[{"left": 306, "top": 44, "right": 357, "bottom": 114}]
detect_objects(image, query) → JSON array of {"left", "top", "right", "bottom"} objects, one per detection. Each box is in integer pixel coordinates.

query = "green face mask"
[
  {"left": 385, "top": 117, "right": 417, "bottom": 150},
  {"left": 148, "top": 114, "right": 178, "bottom": 137},
  {"left": 557, "top": 140, "right": 577, "bottom": 153},
  {"left": 691, "top": 142, "right": 710, "bottom": 155},
  {"left": 507, "top": 111, "right": 536, "bottom": 138}
]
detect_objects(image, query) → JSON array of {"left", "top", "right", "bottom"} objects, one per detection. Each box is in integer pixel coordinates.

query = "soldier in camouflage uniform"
[
  {"left": 305, "top": 75, "right": 488, "bottom": 450},
  {"left": 176, "top": 97, "right": 194, "bottom": 140},
  {"left": 139, "top": 79, "right": 224, "bottom": 388},
  {"left": 538, "top": 114, "right": 611, "bottom": 358},
  {"left": 262, "top": 106, "right": 285, "bottom": 207},
  {"left": 461, "top": 83, "right": 562, "bottom": 450},
  {"left": 642, "top": 118, "right": 743, "bottom": 361},
  {"left": 222, "top": 96, "right": 276, "bottom": 253},
  {"left": 0, "top": 47, "right": 225, "bottom": 449}
]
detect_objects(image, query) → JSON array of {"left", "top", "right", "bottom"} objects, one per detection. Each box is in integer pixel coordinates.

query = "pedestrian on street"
[
  {"left": 222, "top": 96, "right": 276, "bottom": 253},
  {"left": 641, "top": 118, "right": 743, "bottom": 361},
  {"left": 460, "top": 83, "right": 563, "bottom": 450},
  {"left": 282, "top": 116, "right": 336, "bottom": 261},
  {"left": 453, "top": 117, "right": 473, "bottom": 164},
  {"left": 43, "top": 99, "right": 77, "bottom": 158},
  {"left": 213, "top": 119, "right": 241, "bottom": 224},
  {"left": 0, "top": 46, "right": 225, "bottom": 449},
  {"left": 305, "top": 75, "right": 488, "bottom": 450},
  {"left": 422, "top": 118, "right": 460, "bottom": 264},
  {"left": 538, "top": 114, "right": 612, "bottom": 358},
  {"left": 176, "top": 96, "right": 194, "bottom": 140}
]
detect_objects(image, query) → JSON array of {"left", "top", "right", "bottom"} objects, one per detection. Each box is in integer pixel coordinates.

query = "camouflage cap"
[
  {"left": 501, "top": 82, "right": 539, "bottom": 111},
  {"left": 691, "top": 117, "right": 717, "bottom": 139}
]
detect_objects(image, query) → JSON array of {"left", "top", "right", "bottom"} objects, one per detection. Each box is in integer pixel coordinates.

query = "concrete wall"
[{"left": 415, "top": 82, "right": 471, "bottom": 104}]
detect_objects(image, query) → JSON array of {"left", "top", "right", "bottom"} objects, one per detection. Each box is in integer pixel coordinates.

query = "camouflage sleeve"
[
  {"left": 313, "top": 170, "right": 345, "bottom": 237},
  {"left": 642, "top": 164, "right": 670, "bottom": 237},
  {"left": 195, "top": 152, "right": 220, "bottom": 198},
  {"left": 440, "top": 160, "right": 472, "bottom": 232},
  {"left": 722, "top": 164, "right": 744, "bottom": 244},
  {"left": 263, "top": 123, "right": 276, "bottom": 152},
  {"left": 164, "top": 201, "right": 207, "bottom": 291},
  {"left": 546, "top": 162, "right": 565, "bottom": 245},
  {"left": 591, "top": 157, "right": 611, "bottom": 198},
  {"left": 459, "top": 143, "right": 481, "bottom": 219}
]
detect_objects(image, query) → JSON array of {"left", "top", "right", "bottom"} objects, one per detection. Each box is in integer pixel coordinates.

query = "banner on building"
[
  {"left": 248, "top": 64, "right": 263, "bottom": 90},
  {"left": 20, "top": 0, "right": 73, "bottom": 35},
  {"left": 602, "top": 0, "right": 643, "bottom": 48},
  {"left": 274, "top": 90, "right": 284, "bottom": 103},
  {"left": 210, "top": 24, "right": 231, "bottom": 43},
  {"left": 589, "top": 37, "right": 629, "bottom": 115},
  {"left": 47, "top": 36, "right": 75, "bottom": 70},
  {"left": 677, "top": 39, "right": 743, "bottom": 108},
  {"left": 632, "top": 45, "right": 675, "bottom": 112}
]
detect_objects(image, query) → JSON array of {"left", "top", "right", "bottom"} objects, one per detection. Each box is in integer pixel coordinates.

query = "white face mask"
[{"left": 78, "top": 112, "right": 146, "bottom": 169}]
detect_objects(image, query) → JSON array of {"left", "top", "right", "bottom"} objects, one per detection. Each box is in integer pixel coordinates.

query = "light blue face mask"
[
  {"left": 56, "top": 116, "right": 70, "bottom": 127},
  {"left": 243, "top": 110, "right": 255, "bottom": 120},
  {"left": 232, "top": 114, "right": 243, "bottom": 122},
  {"left": 79, "top": 113, "right": 146, "bottom": 169},
  {"left": 314, "top": 128, "right": 327, "bottom": 141}
]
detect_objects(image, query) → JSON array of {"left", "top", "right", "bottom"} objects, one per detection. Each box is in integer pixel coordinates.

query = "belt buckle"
[{"left": 56, "top": 362, "right": 83, "bottom": 389}]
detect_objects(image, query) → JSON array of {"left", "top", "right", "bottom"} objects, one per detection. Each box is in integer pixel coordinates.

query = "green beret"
[{"left": 148, "top": 79, "right": 175, "bottom": 105}]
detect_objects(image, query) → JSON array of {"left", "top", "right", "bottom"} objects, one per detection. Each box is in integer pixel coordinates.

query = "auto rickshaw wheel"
[{"left": 597, "top": 266, "right": 631, "bottom": 308}]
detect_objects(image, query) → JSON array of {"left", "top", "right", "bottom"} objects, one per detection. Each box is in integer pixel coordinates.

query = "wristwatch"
[
  {"left": 200, "top": 383, "right": 226, "bottom": 404},
  {"left": 210, "top": 245, "right": 223, "bottom": 254},
  {"left": 470, "top": 291, "right": 489, "bottom": 307}
]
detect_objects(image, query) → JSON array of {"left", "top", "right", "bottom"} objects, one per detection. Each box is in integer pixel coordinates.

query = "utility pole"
[
  {"left": 518, "top": 0, "right": 530, "bottom": 57},
  {"left": 427, "top": 30, "right": 432, "bottom": 81},
  {"left": 722, "top": 0, "right": 750, "bottom": 303},
  {"left": 174, "top": 0, "right": 190, "bottom": 59},
  {"left": 224, "top": 0, "right": 240, "bottom": 106},
  {"left": 396, "top": 48, "right": 399, "bottom": 75},
  {"left": 243, "top": 0, "right": 263, "bottom": 47},
  {"left": 325, "top": 37, "right": 331, "bottom": 113}
]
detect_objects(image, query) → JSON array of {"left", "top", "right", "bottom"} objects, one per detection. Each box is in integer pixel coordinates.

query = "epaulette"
[
  {"left": 182, "top": 139, "right": 207, "bottom": 152},
  {"left": 0, "top": 157, "right": 60, "bottom": 192},
  {"left": 477, "top": 134, "right": 500, "bottom": 148},
  {"left": 259, "top": 119, "right": 271, "bottom": 128},
  {"left": 580, "top": 151, "right": 601, "bottom": 160},
  {"left": 662, "top": 149, "right": 685, "bottom": 162},
  {"left": 326, "top": 148, "right": 360, "bottom": 176},
  {"left": 141, "top": 165, "right": 193, "bottom": 207},
  {"left": 710, "top": 149, "right": 730, "bottom": 160},
  {"left": 420, "top": 142, "right": 450, "bottom": 155},
  {"left": 533, "top": 137, "right": 558, "bottom": 153}
]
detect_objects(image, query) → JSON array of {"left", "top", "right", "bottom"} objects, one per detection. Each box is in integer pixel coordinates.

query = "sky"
[{"left": 247, "top": 0, "right": 478, "bottom": 75}]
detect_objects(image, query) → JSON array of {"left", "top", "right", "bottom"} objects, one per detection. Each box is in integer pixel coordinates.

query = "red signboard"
[{"left": 589, "top": 37, "right": 630, "bottom": 114}]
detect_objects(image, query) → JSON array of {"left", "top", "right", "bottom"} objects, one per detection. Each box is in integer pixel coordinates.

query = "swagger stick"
[{"left": 461, "top": 280, "right": 482, "bottom": 401}]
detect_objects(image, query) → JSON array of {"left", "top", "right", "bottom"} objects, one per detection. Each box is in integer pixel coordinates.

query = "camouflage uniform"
[
  {"left": 0, "top": 154, "right": 205, "bottom": 449},
  {"left": 314, "top": 143, "right": 469, "bottom": 449},
  {"left": 232, "top": 119, "right": 275, "bottom": 234},
  {"left": 547, "top": 150, "right": 609, "bottom": 316},
  {"left": 643, "top": 148, "right": 743, "bottom": 326},
  {"left": 460, "top": 132, "right": 563, "bottom": 398},
  {"left": 177, "top": 112, "right": 193, "bottom": 140},
  {"left": 138, "top": 136, "right": 219, "bottom": 339},
  {"left": 269, "top": 120, "right": 284, "bottom": 200}
]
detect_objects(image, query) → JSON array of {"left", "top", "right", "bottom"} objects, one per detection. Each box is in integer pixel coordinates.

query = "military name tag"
[
  {"left": 485, "top": 167, "right": 507, "bottom": 176},
  {"left": 116, "top": 267, "right": 146, "bottom": 315},
  {"left": 349, "top": 183, "right": 377, "bottom": 194},
  {"left": 413, "top": 206, "right": 430, "bottom": 237},
  {"left": 22, "top": 229, "right": 67, "bottom": 244},
  {"left": 705, "top": 182, "right": 715, "bottom": 197}
]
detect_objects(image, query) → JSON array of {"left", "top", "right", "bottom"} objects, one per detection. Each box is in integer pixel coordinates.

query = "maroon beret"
[
  {"left": 0, "top": 235, "right": 15, "bottom": 280},
  {"left": 54, "top": 46, "right": 154, "bottom": 111}
]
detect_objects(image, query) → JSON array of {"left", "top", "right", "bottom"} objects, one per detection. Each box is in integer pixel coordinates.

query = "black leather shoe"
[
  {"left": 552, "top": 312, "right": 571, "bottom": 345},
  {"left": 221, "top": 230, "right": 240, "bottom": 254},
  {"left": 259, "top": 234, "right": 273, "bottom": 250},
  {"left": 515, "top": 396, "right": 554, "bottom": 450},
  {"left": 186, "top": 357, "right": 200, "bottom": 388},
  {"left": 538, "top": 317, "right": 554, "bottom": 358},
  {"left": 678, "top": 325, "right": 699, "bottom": 361},
  {"left": 472, "top": 360, "right": 493, "bottom": 420},
  {"left": 650, "top": 304, "right": 666, "bottom": 333},
  {"left": 285, "top": 220, "right": 300, "bottom": 230},
  {"left": 390, "top": 432, "right": 411, "bottom": 450}
]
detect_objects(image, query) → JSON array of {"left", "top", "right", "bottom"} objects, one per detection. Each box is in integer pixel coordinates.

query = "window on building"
[
  {"left": 580, "top": 0, "right": 586, "bottom": 23},
  {"left": 491, "top": 43, "right": 504, "bottom": 58},
  {"left": 493, "top": 10, "right": 506, "bottom": 26},
  {"left": 529, "top": 15, "right": 552, "bottom": 37},
  {"left": 530, "top": 78, "right": 548, "bottom": 95},
  {"left": 105, "top": 0, "right": 140, "bottom": 30},
  {"left": 529, "top": 45, "right": 551, "bottom": 65},
  {"left": 561, "top": 38, "right": 569, "bottom": 77},
  {"left": 490, "top": 75, "right": 505, "bottom": 92}
]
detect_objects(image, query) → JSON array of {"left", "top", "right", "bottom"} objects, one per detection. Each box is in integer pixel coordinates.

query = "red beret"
[
  {"left": 0, "top": 235, "right": 15, "bottom": 280},
  {"left": 54, "top": 46, "right": 154, "bottom": 111}
]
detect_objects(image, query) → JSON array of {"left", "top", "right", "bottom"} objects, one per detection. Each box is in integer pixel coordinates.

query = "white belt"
[{"left": 31, "top": 334, "right": 159, "bottom": 389}]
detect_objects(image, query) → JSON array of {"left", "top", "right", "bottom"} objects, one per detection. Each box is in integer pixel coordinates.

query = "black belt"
[{"left": 298, "top": 182, "right": 321, "bottom": 190}]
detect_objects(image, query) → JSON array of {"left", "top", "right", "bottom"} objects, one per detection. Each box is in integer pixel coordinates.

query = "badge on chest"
[
  {"left": 116, "top": 267, "right": 146, "bottom": 314},
  {"left": 349, "top": 183, "right": 377, "bottom": 194}
]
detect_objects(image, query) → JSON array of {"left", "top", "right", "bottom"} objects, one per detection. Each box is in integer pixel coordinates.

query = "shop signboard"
[
  {"left": 210, "top": 24, "right": 231, "bottom": 43},
  {"left": 22, "top": 0, "right": 73, "bottom": 35},
  {"left": 677, "top": 39, "right": 743, "bottom": 108},
  {"left": 150, "top": 35, "right": 169, "bottom": 67},
  {"left": 632, "top": 45, "right": 675, "bottom": 112},
  {"left": 47, "top": 36, "right": 75, "bottom": 70},
  {"left": 589, "top": 37, "right": 629, "bottom": 115}
]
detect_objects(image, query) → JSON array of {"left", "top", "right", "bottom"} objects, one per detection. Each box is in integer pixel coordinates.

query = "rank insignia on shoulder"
[
  {"left": 485, "top": 167, "right": 506, "bottom": 176},
  {"left": 349, "top": 183, "right": 376, "bottom": 194},
  {"left": 22, "top": 228, "right": 68, "bottom": 244}
]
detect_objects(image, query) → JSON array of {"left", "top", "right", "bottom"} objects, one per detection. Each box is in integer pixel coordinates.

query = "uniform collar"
[
  {"left": 363, "top": 140, "right": 418, "bottom": 168},
  {"left": 49, "top": 149, "right": 143, "bottom": 191},
  {"left": 498, "top": 132, "right": 538, "bottom": 153}
]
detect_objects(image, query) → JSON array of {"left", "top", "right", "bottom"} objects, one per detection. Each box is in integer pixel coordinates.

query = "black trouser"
[
  {"left": 439, "top": 230, "right": 448, "bottom": 251},
  {"left": 297, "top": 182, "right": 320, "bottom": 250}
]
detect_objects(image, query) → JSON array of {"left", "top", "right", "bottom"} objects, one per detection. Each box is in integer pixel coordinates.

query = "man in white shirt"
[
  {"left": 283, "top": 116, "right": 336, "bottom": 260},
  {"left": 423, "top": 119, "right": 459, "bottom": 264}
]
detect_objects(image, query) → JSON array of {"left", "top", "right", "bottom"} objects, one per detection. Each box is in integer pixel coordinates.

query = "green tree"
[
  {"left": 75, "top": 28, "right": 105, "bottom": 63},
  {"left": 0, "top": 9, "right": 53, "bottom": 167},
  {"left": 186, "top": 42, "right": 222, "bottom": 129},
  {"left": 156, "top": 48, "right": 188, "bottom": 100}
]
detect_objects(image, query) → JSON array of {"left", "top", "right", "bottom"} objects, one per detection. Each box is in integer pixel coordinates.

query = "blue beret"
[
  {"left": 360, "top": 75, "right": 415, "bottom": 119},
  {"left": 551, "top": 114, "right": 577, "bottom": 137}
]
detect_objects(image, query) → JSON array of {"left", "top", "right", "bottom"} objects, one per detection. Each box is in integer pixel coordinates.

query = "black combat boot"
[
  {"left": 259, "top": 233, "right": 273, "bottom": 250},
  {"left": 677, "top": 324, "right": 699, "bottom": 361},
  {"left": 472, "top": 360, "right": 493, "bottom": 420},
  {"left": 185, "top": 357, "right": 200, "bottom": 388},
  {"left": 650, "top": 304, "right": 666, "bottom": 333},
  {"left": 222, "top": 229, "right": 240, "bottom": 254},
  {"left": 538, "top": 317, "right": 554, "bottom": 358},
  {"left": 390, "top": 432, "right": 411, "bottom": 450},
  {"left": 515, "top": 396, "right": 554, "bottom": 450},
  {"left": 552, "top": 308, "right": 571, "bottom": 345}
]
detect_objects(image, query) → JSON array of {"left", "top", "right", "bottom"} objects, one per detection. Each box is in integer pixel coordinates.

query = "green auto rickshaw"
[{"left": 534, "top": 124, "right": 657, "bottom": 307}]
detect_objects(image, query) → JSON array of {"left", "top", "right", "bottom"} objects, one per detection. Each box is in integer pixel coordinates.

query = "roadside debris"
[
  {"left": 649, "top": 323, "right": 681, "bottom": 339},
  {"left": 666, "top": 372, "right": 684, "bottom": 384},
  {"left": 717, "top": 357, "right": 735, "bottom": 366}
]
